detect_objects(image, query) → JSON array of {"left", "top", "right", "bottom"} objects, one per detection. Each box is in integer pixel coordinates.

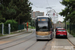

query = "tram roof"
[{"left": 37, "top": 16, "right": 50, "bottom": 18}]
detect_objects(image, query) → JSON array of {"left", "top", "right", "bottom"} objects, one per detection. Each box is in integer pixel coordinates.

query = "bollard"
[
  {"left": 8, "top": 24, "right": 11, "bottom": 34},
  {"left": 2, "top": 24, "right": 4, "bottom": 35}
]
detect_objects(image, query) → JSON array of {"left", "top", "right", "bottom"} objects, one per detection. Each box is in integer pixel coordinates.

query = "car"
[
  {"left": 55, "top": 27, "right": 61, "bottom": 31},
  {"left": 56, "top": 28, "right": 67, "bottom": 38}
]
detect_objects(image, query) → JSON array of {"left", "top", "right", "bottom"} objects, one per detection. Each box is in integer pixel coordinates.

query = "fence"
[
  {"left": 67, "top": 24, "right": 75, "bottom": 37},
  {"left": 67, "top": 24, "right": 75, "bottom": 30},
  {"left": 0, "top": 24, "right": 24, "bottom": 34},
  {"left": 4, "top": 24, "right": 8, "bottom": 34},
  {"left": 0, "top": 24, "right": 2, "bottom": 34},
  {"left": 11, "top": 24, "right": 18, "bottom": 32},
  {"left": 18, "top": 24, "right": 24, "bottom": 30}
]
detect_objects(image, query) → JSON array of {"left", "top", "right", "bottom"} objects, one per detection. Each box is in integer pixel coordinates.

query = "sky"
[{"left": 29, "top": 0, "right": 65, "bottom": 22}]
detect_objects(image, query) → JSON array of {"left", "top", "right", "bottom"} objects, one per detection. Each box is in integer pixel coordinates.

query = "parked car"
[
  {"left": 56, "top": 28, "right": 67, "bottom": 38},
  {"left": 55, "top": 27, "right": 61, "bottom": 31}
]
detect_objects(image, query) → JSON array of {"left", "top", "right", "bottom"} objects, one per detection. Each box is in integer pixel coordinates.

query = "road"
[{"left": 0, "top": 29, "right": 75, "bottom": 50}]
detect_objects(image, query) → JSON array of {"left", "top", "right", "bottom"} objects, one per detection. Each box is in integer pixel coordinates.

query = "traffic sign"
[{"left": 27, "top": 22, "right": 28, "bottom": 26}]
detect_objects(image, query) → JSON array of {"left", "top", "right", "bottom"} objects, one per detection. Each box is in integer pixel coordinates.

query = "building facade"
[
  {"left": 46, "top": 9, "right": 58, "bottom": 24},
  {"left": 31, "top": 11, "right": 44, "bottom": 20}
]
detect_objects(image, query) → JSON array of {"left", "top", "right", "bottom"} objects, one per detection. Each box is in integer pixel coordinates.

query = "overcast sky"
[{"left": 29, "top": 0, "right": 65, "bottom": 22}]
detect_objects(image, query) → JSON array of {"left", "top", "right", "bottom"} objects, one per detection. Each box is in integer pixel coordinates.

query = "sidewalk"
[
  {"left": 68, "top": 32, "right": 75, "bottom": 46},
  {"left": 0, "top": 28, "right": 33, "bottom": 40}
]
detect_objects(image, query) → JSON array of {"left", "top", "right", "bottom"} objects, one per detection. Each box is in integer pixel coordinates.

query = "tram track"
[
  {"left": 0, "top": 31, "right": 36, "bottom": 50},
  {"left": 0, "top": 29, "right": 33, "bottom": 40},
  {"left": 1, "top": 30, "right": 75, "bottom": 50},
  {"left": 25, "top": 41, "right": 50, "bottom": 50},
  {"left": 25, "top": 41, "right": 37, "bottom": 50},
  {"left": 0, "top": 33, "right": 33, "bottom": 46},
  {"left": 0, "top": 30, "right": 35, "bottom": 46},
  {"left": 42, "top": 41, "right": 49, "bottom": 50},
  {"left": 0, "top": 36, "right": 35, "bottom": 50}
]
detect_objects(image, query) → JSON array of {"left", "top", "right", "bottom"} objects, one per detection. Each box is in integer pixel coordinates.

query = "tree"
[
  {"left": 59, "top": 0, "right": 75, "bottom": 23},
  {"left": 0, "top": 0, "right": 32, "bottom": 24},
  {"left": 12, "top": 0, "right": 32, "bottom": 24},
  {"left": 59, "top": 0, "right": 75, "bottom": 34}
]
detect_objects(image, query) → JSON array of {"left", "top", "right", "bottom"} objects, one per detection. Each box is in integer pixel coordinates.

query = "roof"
[
  {"left": 37, "top": 16, "right": 49, "bottom": 18},
  {"left": 57, "top": 28, "right": 65, "bottom": 30}
]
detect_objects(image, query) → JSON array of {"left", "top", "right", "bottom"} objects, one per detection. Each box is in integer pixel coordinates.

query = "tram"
[{"left": 36, "top": 16, "right": 53, "bottom": 41}]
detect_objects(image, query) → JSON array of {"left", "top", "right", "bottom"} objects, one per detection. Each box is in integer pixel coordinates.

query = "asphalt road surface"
[{"left": 0, "top": 29, "right": 75, "bottom": 50}]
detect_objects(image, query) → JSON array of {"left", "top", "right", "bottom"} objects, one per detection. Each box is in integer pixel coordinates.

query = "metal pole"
[
  {"left": 2, "top": 24, "right": 4, "bottom": 35},
  {"left": 70, "top": 20, "right": 71, "bottom": 34},
  {"left": 8, "top": 24, "right": 11, "bottom": 34},
  {"left": 65, "top": 20, "right": 66, "bottom": 29}
]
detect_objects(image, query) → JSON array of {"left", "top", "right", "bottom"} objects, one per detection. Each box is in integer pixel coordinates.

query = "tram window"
[
  {"left": 38, "top": 22, "right": 48, "bottom": 31},
  {"left": 41, "top": 19, "right": 46, "bottom": 21},
  {"left": 38, "top": 18, "right": 48, "bottom": 21},
  {"left": 38, "top": 19, "right": 40, "bottom": 21},
  {"left": 38, "top": 22, "right": 48, "bottom": 27}
]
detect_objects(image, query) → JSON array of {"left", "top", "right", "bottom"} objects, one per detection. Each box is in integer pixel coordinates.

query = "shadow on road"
[
  {"left": 36, "top": 39, "right": 53, "bottom": 41},
  {"left": 56, "top": 37, "right": 67, "bottom": 39}
]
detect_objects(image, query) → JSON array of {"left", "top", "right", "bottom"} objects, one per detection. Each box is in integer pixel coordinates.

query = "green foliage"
[
  {"left": 59, "top": 0, "right": 75, "bottom": 24},
  {"left": 66, "top": 21, "right": 69, "bottom": 25},
  {"left": 60, "top": 0, "right": 75, "bottom": 37},
  {"left": 0, "top": 0, "right": 32, "bottom": 24},
  {"left": 4, "top": 20, "right": 18, "bottom": 32},
  {"left": 68, "top": 28, "right": 75, "bottom": 37},
  {"left": 30, "top": 20, "right": 35, "bottom": 27},
  {"left": 6, "top": 9, "right": 16, "bottom": 15},
  {"left": 67, "top": 24, "right": 75, "bottom": 37},
  {"left": 29, "top": 25, "right": 35, "bottom": 29},
  {"left": 5, "top": 20, "right": 17, "bottom": 24},
  {"left": 71, "top": 29, "right": 75, "bottom": 37}
]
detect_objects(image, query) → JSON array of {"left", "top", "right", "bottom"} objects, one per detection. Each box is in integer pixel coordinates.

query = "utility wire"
[
  {"left": 46, "top": 0, "right": 50, "bottom": 6},
  {"left": 32, "top": 4, "right": 46, "bottom": 8},
  {"left": 30, "top": 0, "right": 50, "bottom": 8}
]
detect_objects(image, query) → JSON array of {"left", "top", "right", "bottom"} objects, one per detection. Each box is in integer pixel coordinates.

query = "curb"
[
  {"left": 67, "top": 32, "right": 75, "bottom": 47},
  {"left": 0, "top": 29, "right": 33, "bottom": 40},
  {"left": 68, "top": 38, "right": 75, "bottom": 49}
]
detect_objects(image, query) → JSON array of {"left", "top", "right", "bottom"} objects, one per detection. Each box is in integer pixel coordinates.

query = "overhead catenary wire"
[
  {"left": 30, "top": 0, "right": 50, "bottom": 8},
  {"left": 30, "top": 0, "right": 55, "bottom": 9},
  {"left": 46, "top": 0, "right": 50, "bottom": 6},
  {"left": 32, "top": 4, "right": 46, "bottom": 8}
]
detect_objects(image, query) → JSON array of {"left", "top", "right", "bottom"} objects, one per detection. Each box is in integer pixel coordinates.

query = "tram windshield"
[
  {"left": 38, "top": 21, "right": 48, "bottom": 31},
  {"left": 36, "top": 18, "right": 50, "bottom": 31}
]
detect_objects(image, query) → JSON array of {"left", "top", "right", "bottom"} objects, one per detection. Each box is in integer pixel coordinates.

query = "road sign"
[
  {"left": 27, "top": 22, "right": 28, "bottom": 26},
  {"left": 27, "top": 22, "right": 28, "bottom": 31}
]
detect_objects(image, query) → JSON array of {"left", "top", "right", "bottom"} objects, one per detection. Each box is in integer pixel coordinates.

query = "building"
[
  {"left": 46, "top": 9, "right": 58, "bottom": 24},
  {"left": 31, "top": 11, "right": 44, "bottom": 20}
]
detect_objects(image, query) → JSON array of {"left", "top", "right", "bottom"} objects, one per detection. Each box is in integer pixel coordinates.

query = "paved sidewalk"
[
  {"left": 0, "top": 28, "right": 33, "bottom": 40},
  {"left": 68, "top": 32, "right": 75, "bottom": 46}
]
